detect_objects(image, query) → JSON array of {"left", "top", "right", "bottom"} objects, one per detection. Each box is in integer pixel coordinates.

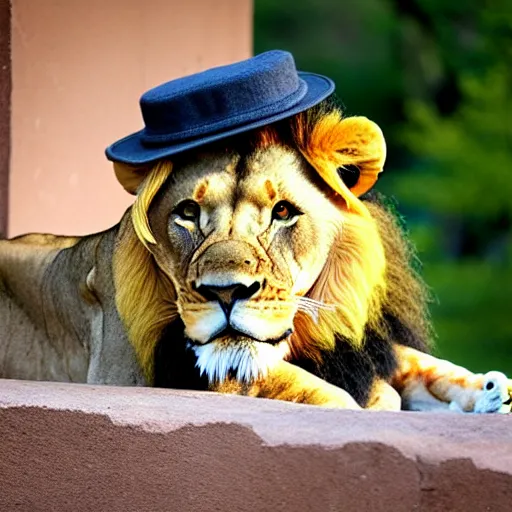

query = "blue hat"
[{"left": 105, "top": 50, "right": 335, "bottom": 165}]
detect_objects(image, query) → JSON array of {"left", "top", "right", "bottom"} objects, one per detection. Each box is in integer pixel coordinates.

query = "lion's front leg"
[
  {"left": 366, "top": 379, "right": 402, "bottom": 411},
  {"left": 393, "top": 345, "right": 512, "bottom": 414},
  {"left": 214, "top": 360, "right": 361, "bottom": 409}
]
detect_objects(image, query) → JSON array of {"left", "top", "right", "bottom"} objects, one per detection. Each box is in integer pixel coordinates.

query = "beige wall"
[{"left": 9, "top": 0, "right": 252, "bottom": 236}]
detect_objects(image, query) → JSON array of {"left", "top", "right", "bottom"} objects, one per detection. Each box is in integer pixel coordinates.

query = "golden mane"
[
  {"left": 290, "top": 208, "right": 386, "bottom": 360},
  {"left": 114, "top": 181, "right": 178, "bottom": 383},
  {"left": 131, "top": 161, "right": 174, "bottom": 249}
]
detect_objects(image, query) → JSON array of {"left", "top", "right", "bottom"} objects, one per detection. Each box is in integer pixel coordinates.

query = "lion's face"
[
  {"left": 147, "top": 145, "right": 344, "bottom": 381},
  {"left": 114, "top": 107, "right": 387, "bottom": 384}
]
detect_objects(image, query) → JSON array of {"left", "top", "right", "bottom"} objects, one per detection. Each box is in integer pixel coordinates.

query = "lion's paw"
[{"left": 473, "top": 371, "right": 511, "bottom": 414}]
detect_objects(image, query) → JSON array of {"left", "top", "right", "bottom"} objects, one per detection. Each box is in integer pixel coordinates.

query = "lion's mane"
[{"left": 113, "top": 99, "right": 432, "bottom": 404}]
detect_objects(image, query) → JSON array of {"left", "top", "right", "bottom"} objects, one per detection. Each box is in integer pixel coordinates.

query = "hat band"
[{"left": 140, "top": 78, "right": 308, "bottom": 147}]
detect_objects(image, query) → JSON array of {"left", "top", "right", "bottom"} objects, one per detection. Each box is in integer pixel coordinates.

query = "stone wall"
[{"left": 0, "top": 379, "right": 511, "bottom": 511}]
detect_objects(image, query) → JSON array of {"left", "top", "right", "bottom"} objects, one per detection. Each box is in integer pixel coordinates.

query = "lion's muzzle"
[
  {"left": 193, "top": 239, "right": 263, "bottom": 315},
  {"left": 182, "top": 239, "right": 295, "bottom": 345}
]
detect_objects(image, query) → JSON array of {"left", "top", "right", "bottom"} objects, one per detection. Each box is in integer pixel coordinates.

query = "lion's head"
[{"left": 112, "top": 100, "right": 391, "bottom": 384}]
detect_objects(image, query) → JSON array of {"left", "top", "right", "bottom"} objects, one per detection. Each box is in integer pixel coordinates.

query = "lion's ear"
[
  {"left": 303, "top": 113, "right": 387, "bottom": 199},
  {"left": 113, "top": 162, "right": 152, "bottom": 195},
  {"left": 332, "top": 117, "right": 386, "bottom": 197}
]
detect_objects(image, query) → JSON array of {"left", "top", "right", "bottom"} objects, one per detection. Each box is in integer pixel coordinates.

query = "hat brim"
[{"left": 105, "top": 72, "right": 334, "bottom": 166}]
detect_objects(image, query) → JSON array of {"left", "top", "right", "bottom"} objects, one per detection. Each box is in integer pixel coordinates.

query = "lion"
[{"left": 0, "top": 90, "right": 510, "bottom": 413}]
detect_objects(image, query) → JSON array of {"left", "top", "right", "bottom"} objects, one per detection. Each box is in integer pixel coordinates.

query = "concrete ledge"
[{"left": 1, "top": 379, "right": 511, "bottom": 511}]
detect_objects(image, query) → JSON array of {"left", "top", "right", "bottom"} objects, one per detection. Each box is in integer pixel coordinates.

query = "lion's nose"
[{"left": 195, "top": 281, "right": 261, "bottom": 311}]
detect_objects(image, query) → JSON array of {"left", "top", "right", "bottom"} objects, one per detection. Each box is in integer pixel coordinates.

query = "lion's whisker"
[{"left": 295, "top": 296, "right": 337, "bottom": 311}]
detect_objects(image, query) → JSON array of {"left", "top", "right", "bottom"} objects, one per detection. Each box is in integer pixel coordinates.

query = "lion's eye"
[
  {"left": 174, "top": 200, "right": 200, "bottom": 221},
  {"left": 272, "top": 201, "right": 301, "bottom": 222}
]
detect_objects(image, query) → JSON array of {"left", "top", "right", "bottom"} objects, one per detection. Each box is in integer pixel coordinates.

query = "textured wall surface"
[
  {"left": 0, "top": 379, "right": 511, "bottom": 512},
  {"left": 0, "top": 0, "right": 10, "bottom": 237},
  {"left": 9, "top": 0, "right": 252, "bottom": 237}
]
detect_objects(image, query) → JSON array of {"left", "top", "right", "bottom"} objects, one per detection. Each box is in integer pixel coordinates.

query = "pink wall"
[{"left": 9, "top": 0, "right": 252, "bottom": 236}]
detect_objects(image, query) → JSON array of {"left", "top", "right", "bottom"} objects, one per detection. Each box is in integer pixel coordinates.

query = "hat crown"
[
  {"left": 139, "top": 50, "right": 307, "bottom": 145},
  {"left": 105, "top": 49, "right": 335, "bottom": 165}
]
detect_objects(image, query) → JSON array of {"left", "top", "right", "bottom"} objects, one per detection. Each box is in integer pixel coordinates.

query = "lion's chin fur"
[{"left": 191, "top": 337, "right": 290, "bottom": 384}]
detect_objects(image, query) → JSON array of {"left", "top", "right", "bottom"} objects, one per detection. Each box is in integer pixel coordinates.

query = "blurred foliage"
[{"left": 255, "top": 0, "right": 512, "bottom": 374}]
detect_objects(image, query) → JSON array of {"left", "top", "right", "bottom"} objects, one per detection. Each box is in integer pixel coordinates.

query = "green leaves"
[{"left": 394, "top": 69, "right": 512, "bottom": 217}]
